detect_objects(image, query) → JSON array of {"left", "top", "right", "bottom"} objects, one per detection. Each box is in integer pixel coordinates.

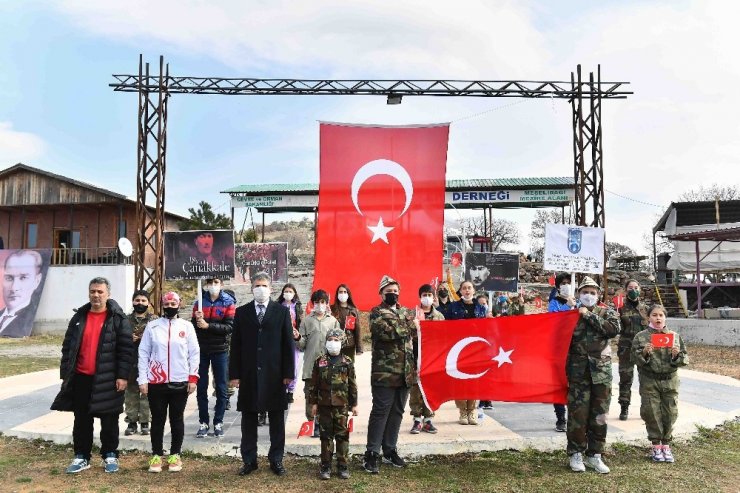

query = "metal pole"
[{"left": 695, "top": 240, "right": 703, "bottom": 318}]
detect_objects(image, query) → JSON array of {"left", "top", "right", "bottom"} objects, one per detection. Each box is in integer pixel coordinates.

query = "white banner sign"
[
  {"left": 447, "top": 189, "right": 574, "bottom": 205},
  {"left": 230, "top": 194, "right": 318, "bottom": 209},
  {"left": 543, "top": 224, "right": 605, "bottom": 274}
]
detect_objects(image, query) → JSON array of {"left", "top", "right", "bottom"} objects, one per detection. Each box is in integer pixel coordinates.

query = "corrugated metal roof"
[{"left": 222, "top": 177, "right": 574, "bottom": 194}]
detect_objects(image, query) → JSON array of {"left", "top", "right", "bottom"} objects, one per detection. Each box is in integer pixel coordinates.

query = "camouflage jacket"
[
  {"left": 566, "top": 305, "right": 621, "bottom": 385},
  {"left": 619, "top": 300, "right": 648, "bottom": 342},
  {"left": 369, "top": 303, "right": 416, "bottom": 388},
  {"left": 307, "top": 354, "right": 357, "bottom": 408},
  {"left": 508, "top": 302, "right": 525, "bottom": 316},
  {"left": 632, "top": 327, "right": 689, "bottom": 375},
  {"left": 127, "top": 312, "right": 155, "bottom": 344}
]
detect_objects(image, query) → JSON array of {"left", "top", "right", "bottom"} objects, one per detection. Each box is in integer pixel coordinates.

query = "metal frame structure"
[{"left": 111, "top": 56, "right": 630, "bottom": 309}]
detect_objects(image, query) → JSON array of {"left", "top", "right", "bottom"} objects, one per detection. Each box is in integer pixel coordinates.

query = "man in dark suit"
[
  {"left": 229, "top": 271, "right": 296, "bottom": 477},
  {"left": 0, "top": 250, "right": 43, "bottom": 338}
]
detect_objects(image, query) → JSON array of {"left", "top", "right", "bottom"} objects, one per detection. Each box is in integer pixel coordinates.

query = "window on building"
[
  {"left": 119, "top": 219, "right": 127, "bottom": 239},
  {"left": 25, "top": 223, "right": 38, "bottom": 248}
]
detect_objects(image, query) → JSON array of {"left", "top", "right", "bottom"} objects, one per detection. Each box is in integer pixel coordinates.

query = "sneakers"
[
  {"left": 584, "top": 454, "right": 610, "bottom": 474},
  {"left": 662, "top": 445, "right": 675, "bottom": 463},
  {"left": 555, "top": 419, "right": 567, "bottom": 433},
  {"left": 410, "top": 420, "right": 422, "bottom": 434},
  {"left": 480, "top": 401, "right": 494, "bottom": 410},
  {"left": 214, "top": 423, "right": 224, "bottom": 438},
  {"left": 619, "top": 403, "right": 629, "bottom": 421},
  {"left": 319, "top": 463, "right": 331, "bottom": 480},
  {"left": 286, "top": 392, "right": 294, "bottom": 404},
  {"left": 362, "top": 451, "right": 379, "bottom": 474},
  {"left": 196, "top": 423, "right": 209, "bottom": 438},
  {"left": 148, "top": 455, "right": 163, "bottom": 473},
  {"left": 103, "top": 453, "right": 119, "bottom": 473},
  {"left": 140, "top": 422, "right": 150, "bottom": 435},
  {"left": 467, "top": 410, "right": 478, "bottom": 426},
  {"left": 422, "top": 421, "right": 438, "bottom": 434},
  {"left": 66, "top": 455, "right": 90, "bottom": 474},
  {"left": 651, "top": 445, "right": 665, "bottom": 462},
  {"left": 338, "top": 464, "right": 350, "bottom": 479},
  {"left": 382, "top": 449, "right": 406, "bottom": 468},
  {"left": 167, "top": 454, "right": 183, "bottom": 472},
  {"left": 125, "top": 422, "right": 138, "bottom": 436},
  {"left": 569, "top": 452, "right": 586, "bottom": 472},
  {"left": 458, "top": 409, "right": 469, "bottom": 425}
]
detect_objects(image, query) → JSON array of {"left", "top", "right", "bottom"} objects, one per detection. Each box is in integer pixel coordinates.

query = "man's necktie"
[{"left": 257, "top": 304, "right": 265, "bottom": 323}]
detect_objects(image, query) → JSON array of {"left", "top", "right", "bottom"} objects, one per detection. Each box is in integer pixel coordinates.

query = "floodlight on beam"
[{"left": 386, "top": 93, "right": 403, "bottom": 105}]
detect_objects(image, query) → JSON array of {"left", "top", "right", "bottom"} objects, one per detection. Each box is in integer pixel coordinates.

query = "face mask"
[
  {"left": 313, "top": 303, "right": 326, "bottom": 314},
  {"left": 498, "top": 295, "right": 507, "bottom": 303},
  {"left": 133, "top": 303, "right": 148, "bottom": 314},
  {"left": 461, "top": 294, "right": 474, "bottom": 302},
  {"left": 559, "top": 285, "right": 572, "bottom": 298},
  {"left": 326, "top": 340, "right": 342, "bottom": 356},
  {"left": 163, "top": 306, "right": 179, "bottom": 319},
  {"left": 207, "top": 285, "right": 221, "bottom": 296},
  {"left": 579, "top": 293, "right": 597, "bottom": 308},
  {"left": 337, "top": 293, "right": 349, "bottom": 303},
  {"left": 283, "top": 292, "right": 294, "bottom": 302},
  {"left": 626, "top": 289, "right": 640, "bottom": 301},
  {"left": 383, "top": 293, "right": 399, "bottom": 306},
  {"left": 420, "top": 295, "right": 434, "bottom": 307},
  {"left": 252, "top": 286, "right": 270, "bottom": 303},
  {"left": 438, "top": 291, "right": 448, "bottom": 298}
]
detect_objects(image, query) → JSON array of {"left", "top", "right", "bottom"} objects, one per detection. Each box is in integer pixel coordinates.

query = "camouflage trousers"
[
  {"left": 318, "top": 405, "right": 350, "bottom": 466},
  {"left": 639, "top": 372, "right": 679, "bottom": 444},
  {"left": 617, "top": 339, "right": 636, "bottom": 405},
  {"left": 124, "top": 380, "right": 150, "bottom": 424},
  {"left": 566, "top": 380, "right": 611, "bottom": 455},
  {"left": 409, "top": 383, "right": 434, "bottom": 418}
]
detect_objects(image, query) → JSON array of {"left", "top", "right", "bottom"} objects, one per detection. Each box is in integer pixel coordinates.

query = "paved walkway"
[{"left": 1, "top": 352, "right": 738, "bottom": 457}]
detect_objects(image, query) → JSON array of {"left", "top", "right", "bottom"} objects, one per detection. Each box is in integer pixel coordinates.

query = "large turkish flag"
[
  {"left": 418, "top": 311, "right": 580, "bottom": 410},
  {"left": 313, "top": 123, "right": 449, "bottom": 310}
]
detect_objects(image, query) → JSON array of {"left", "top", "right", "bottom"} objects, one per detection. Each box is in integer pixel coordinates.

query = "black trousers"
[
  {"left": 240, "top": 410, "right": 285, "bottom": 465},
  {"left": 148, "top": 383, "right": 189, "bottom": 456},
  {"left": 366, "top": 385, "right": 409, "bottom": 455},
  {"left": 71, "top": 373, "right": 119, "bottom": 460}
]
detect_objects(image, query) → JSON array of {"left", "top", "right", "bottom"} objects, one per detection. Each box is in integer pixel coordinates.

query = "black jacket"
[
  {"left": 51, "top": 299, "right": 133, "bottom": 416},
  {"left": 229, "top": 300, "right": 295, "bottom": 412},
  {"left": 191, "top": 290, "right": 236, "bottom": 355}
]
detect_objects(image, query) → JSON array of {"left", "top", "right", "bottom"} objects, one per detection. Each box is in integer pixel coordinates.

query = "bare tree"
[
  {"left": 678, "top": 184, "right": 740, "bottom": 202},
  {"left": 459, "top": 216, "right": 520, "bottom": 251},
  {"left": 528, "top": 208, "right": 574, "bottom": 261}
]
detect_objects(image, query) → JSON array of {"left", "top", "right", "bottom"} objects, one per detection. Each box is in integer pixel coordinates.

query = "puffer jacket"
[{"left": 191, "top": 289, "right": 235, "bottom": 354}]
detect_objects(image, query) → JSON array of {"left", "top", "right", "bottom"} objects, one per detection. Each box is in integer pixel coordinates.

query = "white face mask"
[
  {"left": 461, "top": 294, "right": 474, "bottom": 302},
  {"left": 283, "top": 292, "right": 294, "bottom": 302},
  {"left": 579, "top": 293, "right": 598, "bottom": 307},
  {"left": 325, "top": 340, "right": 342, "bottom": 356},
  {"left": 313, "top": 303, "right": 326, "bottom": 314},
  {"left": 252, "top": 286, "right": 270, "bottom": 303},
  {"left": 559, "top": 285, "right": 572, "bottom": 298},
  {"left": 420, "top": 295, "right": 434, "bottom": 307},
  {"left": 207, "top": 285, "right": 221, "bottom": 296},
  {"left": 337, "top": 293, "right": 349, "bottom": 303}
]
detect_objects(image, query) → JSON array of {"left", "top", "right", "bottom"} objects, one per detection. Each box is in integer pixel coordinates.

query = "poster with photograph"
[
  {"left": 464, "top": 251, "right": 519, "bottom": 292},
  {"left": 164, "top": 230, "right": 235, "bottom": 280},
  {"left": 234, "top": 243, "right": 288, "bottom": 284},
  {"left": 0, "top": 249, "right": 52, "bottom": 338}
]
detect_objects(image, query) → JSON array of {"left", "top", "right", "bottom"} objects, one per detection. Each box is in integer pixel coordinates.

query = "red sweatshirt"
[{"left": 76, "top": 310, "right": 107, "bottom": 375}]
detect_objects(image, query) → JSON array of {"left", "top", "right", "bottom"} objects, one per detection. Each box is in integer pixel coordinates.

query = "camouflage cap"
[
  {"left": 378, "top": 274, "right": 400, "bottom": 293},
  {"left": 578, "top": 276, "right": 600, "bottom": 291},
  {"left": 326, "top": 328, "right": 345, "bottom": 341}
]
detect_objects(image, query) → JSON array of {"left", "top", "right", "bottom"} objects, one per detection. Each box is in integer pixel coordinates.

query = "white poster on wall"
[{"left": 543, "top": 224, "right": 605, "bottom": 274}]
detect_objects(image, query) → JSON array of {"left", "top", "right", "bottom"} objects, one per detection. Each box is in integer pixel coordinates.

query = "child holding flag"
[
  {"left": 308, "top": 328, "right": 358, "bottom": 480},
  {"left": 632, "top": 304, "right": 689, "bottom": 463}
]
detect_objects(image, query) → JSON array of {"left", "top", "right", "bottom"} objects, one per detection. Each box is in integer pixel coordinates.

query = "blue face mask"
[{"left": 498, "top": 296, "right": 507, "bottom": 303}]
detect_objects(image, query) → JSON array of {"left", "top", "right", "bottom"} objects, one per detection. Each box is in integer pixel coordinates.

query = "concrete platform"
[{"left": 1, "top": 352, "right": 738, "bottom": 457}]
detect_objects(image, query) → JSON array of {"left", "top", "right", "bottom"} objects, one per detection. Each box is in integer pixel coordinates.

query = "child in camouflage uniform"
[
  {"left": 124, "top": 290, "right": 155, "bottom": 436},
  {"left": 308, "top": 328, "right": 358, "bottom": 480},
  {"left": 632, "top": 304, "right": 688, "bottom": 463}
]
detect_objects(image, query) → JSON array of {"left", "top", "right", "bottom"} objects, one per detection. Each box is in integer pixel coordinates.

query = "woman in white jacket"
[{"left": 138, "top": 291, "right": 200, "bottom": 473}]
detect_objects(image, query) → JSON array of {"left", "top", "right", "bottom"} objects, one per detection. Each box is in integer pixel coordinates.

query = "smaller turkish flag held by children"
[
  {"left": 297, "top": 420, "right": 314, "bottom": 438},
  {"left": 651, "top": 332, "right": 675, "bottom": 348},
  {"left": 345, "top": 315, "right": 356, "bottom": 330},
  {"left": 348, "top": 416, "right": 354, "bottom": 433}
]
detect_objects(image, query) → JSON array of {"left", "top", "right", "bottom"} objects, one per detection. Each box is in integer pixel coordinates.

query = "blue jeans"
[{"left": 197, "top": 351, "right": 228, "bottom": 425}]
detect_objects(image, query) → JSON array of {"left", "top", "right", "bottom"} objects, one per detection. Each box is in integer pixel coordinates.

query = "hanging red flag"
[
  {"left": 297, "top": 420, "right": 314, "bottom": 438},
  {"left": 418, "top": 311, "right": 580, "bottom": 410},
  {"left": 313, "top": 122, "right": 449, "bottom": 310}
]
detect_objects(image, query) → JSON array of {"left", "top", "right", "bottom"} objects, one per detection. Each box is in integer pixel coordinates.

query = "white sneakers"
[
  {"left": 651, "top": 445, "right": 665, "bottom": 462},
  {"left": 569, "top": 452, "right": 586, "bottom": 472},
  {"left": 570, "top": 453, "right": 610, "bottom": 473},
  {"left": 584, "top": 454, "right": 610, "bottom": 474},
  {"left": 661, "top": 445, "right": 675, "bottom": 463}
]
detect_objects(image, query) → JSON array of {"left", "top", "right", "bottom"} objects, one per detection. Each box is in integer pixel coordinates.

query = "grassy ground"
[
  {"left": 0, "top": 357, "right": 60, "bottom": 378},
  {"left": 0, "top": 419, "right": 738, "bottom": 493},
  {"left": 0, "top": 334, "right": 64, "bottom": 348}
]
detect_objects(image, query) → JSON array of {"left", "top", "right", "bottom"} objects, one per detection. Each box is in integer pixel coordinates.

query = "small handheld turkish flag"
[
  {"left": 651, "top": 332, "right": 675, "bottom": 348},
  {"left": 345, "top": 315, "right": 356, "bottom": 330},
  {"left": 297, "top": 420, "right": 314, "bottom": 438},
  {"left": 348, "top": 416, "right": 354, "bottom": 433}
]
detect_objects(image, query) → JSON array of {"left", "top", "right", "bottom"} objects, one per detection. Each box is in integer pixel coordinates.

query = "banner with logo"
[
  {"left": 543, "top": 224, "right": 605, "bottom": 274},
  {"left": 0, "top": 249, "right": 52, "bottom": 338},
  {"left": 464, "top": 252, "right": 519, "bottom": 292},
  {"left": 164, "top": 230, "right": 235, "bottom": 280},
  {"left": 234, "top": 242, "right": 288, "bottom": 284},
  {"left": 418, "top": 311, "right": 580, "bottom": 410},
  {"left": 312, "top": 122, "right": 449, "bottom": 309}
]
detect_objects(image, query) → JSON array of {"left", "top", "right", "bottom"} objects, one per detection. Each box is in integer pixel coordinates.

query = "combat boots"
[{"left": 619, "top": 403, "right": 629, "bottom": 421}]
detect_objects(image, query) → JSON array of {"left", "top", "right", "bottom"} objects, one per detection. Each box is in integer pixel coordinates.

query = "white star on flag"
[
  {"left": 492, "top": 347, "right": 514, "bottom": 368},
  {"left": 367, "top": 217, "right": 394, "bottom": 244}
]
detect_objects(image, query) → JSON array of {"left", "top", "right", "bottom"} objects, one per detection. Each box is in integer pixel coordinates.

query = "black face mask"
[
  {"left": 163, "top": 307, "right": 179, "bottom": 319},
  {"left": 383, "top": 293, "right": 399, "bottom": 306},
  {"left": 438, "top": 291, "right": 448, "bottom": 298},
  {"left": 133, "top": 303, "right": 148, "bottom": 314}
]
